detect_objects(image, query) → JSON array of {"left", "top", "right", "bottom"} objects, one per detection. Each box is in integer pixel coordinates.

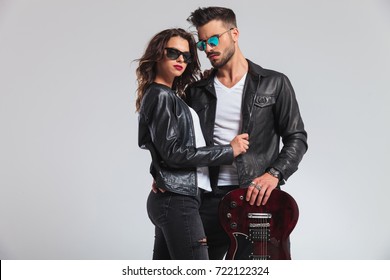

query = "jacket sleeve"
[
  {"left": 140, "top": 88, "right": 234, "bottom": 169},
  {"left": 272, "top": 75, "right": 308, "bottom": 180}
]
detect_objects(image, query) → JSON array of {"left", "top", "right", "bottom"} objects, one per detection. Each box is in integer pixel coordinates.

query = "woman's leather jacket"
[{"left": 138, "top": 83, "right": 234, "bottom": 196}]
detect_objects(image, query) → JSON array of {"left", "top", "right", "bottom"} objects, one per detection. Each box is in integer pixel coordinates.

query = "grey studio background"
[{"left": 0, "top": 0, "right": 389, "bottom": 260}]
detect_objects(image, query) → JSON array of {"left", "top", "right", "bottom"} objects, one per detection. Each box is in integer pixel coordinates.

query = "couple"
[{"left": 136, "top": 6, "right": 308, "bottom": 260}]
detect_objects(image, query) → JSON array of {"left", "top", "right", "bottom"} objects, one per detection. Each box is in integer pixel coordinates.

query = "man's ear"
[{"left": 231, "top": 27, "right": 239, "bottom": 42}]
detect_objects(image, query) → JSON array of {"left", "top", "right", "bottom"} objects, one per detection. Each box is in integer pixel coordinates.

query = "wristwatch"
[{"left": 266, "top": 167, "right": 282, "bottom": 180}]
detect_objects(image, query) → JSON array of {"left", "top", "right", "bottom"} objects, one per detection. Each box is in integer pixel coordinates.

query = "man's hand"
[{"left": 245, "top": 173, "right": 279, "bottom": 205}]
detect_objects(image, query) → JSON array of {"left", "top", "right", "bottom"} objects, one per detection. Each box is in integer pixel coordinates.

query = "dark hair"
[
  {"left": 187, "top": 6, "right": 237, "bottom": 28},
  {"left": 135, "top": 28, "right": 200, "bottom": 112}
]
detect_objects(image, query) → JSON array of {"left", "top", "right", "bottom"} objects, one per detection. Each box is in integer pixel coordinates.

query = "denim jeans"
[
  {"left": 199, "top": 186, "right": 237, "bottom": 259},
  {"left": 147, "top": 190, "right": 208, "bottom": 260}
]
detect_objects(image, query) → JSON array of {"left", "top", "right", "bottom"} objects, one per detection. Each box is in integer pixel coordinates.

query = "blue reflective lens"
[
  {"left": 207, "top": 36, "right": 219, "bottom": 47},
  {"left": 197, "top": 41, "right": 206, "bottom": 51},
  {"left": 196, "top": 36, "right": 220, "bottom": 51},
  {"left": 196, "top": 28, "right": 232, "bottom": 51}
]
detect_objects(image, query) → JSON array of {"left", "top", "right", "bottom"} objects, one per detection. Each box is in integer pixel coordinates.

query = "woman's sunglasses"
[
  {"left": 165, "top": 48, "right": 192, "bottom": 64},
  {"left": 196, "top": 28, "right": 234, "bottom": 51}
]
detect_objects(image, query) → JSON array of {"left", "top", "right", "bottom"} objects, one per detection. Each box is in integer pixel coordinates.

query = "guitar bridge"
[{"left": 248, "top": 213, "right": 272, "bottom": 219}]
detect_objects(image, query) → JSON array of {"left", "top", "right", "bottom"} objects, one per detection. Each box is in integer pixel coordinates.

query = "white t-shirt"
[
  {"left": 188, "top": 106, "right": 212, "bottom": 192},
  {"left": 213, "top": 74, "right": 246, "bottom": 186}
]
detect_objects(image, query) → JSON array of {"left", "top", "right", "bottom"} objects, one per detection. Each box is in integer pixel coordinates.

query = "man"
[{"left": 185, "top": 6, "right": 308, "bottom": 259}]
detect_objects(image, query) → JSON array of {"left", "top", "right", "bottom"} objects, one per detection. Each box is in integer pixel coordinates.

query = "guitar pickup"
[
  {"left": 249, "top": 222, "right": 270, "bottom": 228},
  {"left": 249, "top": 228, "right": 270, "bottom": 241}
]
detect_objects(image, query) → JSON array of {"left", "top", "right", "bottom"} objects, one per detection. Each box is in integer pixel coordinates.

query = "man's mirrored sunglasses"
[{"left": 196, "top": 28, "right": 234, "bottom": 51}]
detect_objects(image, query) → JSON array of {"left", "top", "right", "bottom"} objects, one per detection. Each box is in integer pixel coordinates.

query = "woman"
[{"left": 136, "top": 28, "right": 249, "bottom": 260}]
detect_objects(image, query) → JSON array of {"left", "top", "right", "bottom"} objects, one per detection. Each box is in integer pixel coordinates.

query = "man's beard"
[{"left": 209, "top": 44, "right": 235, "bottom": 68}]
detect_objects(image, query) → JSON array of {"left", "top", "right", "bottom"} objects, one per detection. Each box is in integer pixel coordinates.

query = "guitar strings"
[
  {"left": 261, "top": 213, "right": 267, "bottom": 260},
  {"left": 262, "top": 214, "right": 265, "bottom": 260}
]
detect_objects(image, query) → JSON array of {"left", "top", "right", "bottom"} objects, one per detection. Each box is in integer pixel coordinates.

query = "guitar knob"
[
  {"left": 230, "top": 201, "right": 237, "bottom": 208},
  {"left": 230, "top": 222, "right": 237, "bottom": 229},
  {"left": 226, "top": 213, "right": 232, "bottom": 219}
]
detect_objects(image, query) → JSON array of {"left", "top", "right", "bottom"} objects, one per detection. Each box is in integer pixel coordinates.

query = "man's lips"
[{"left": 207, "top": 52, "right": 219, "bottom": 59}]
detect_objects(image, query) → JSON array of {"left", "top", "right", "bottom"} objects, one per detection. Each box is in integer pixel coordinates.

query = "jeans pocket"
[{"left": 147, "top": 191, "right": 172, "bottom": 226}]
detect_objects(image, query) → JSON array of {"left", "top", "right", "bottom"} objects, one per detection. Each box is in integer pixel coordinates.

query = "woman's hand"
[
  {"left": 230, "top": 133, "right": 249, "bottom": 157},
  {"left": 152, "top": 180, "right": 165, "bottom": 193}
]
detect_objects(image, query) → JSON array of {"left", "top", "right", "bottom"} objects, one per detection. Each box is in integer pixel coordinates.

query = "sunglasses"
[
  {"left": 196, "top": 28, "right": 234, "bottom": 51},
  {"left": 165, "top": 48, "right": 192, "bottom": 64}
]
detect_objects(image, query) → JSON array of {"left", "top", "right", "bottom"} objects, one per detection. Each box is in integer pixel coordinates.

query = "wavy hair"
[{"left": 135, "top": 28, "right": 201, "bottom": 112}]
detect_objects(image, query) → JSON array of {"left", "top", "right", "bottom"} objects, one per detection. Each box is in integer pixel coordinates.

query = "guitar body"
[{"left": 219, "top": 188, "right": 299, "bottom": 260}]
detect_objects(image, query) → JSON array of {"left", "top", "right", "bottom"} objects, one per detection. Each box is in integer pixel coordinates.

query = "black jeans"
[
  {"left": 200, "top": 186, "right": 238, "bottom": 260},
  {"left": 147, "top": 190, "right": 208, "bottom": 260}
]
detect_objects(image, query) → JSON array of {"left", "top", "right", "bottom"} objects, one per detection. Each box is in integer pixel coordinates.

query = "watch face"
[{"left": 269, "top": 168, "right": 280, "bottom": 178}]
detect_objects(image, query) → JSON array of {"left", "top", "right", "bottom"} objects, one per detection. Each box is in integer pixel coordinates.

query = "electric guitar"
[{"left": 218, "top": 188, "right": 299, "bottom": 260}]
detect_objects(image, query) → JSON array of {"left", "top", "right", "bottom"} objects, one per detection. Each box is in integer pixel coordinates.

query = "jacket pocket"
[{"left": 254, "top": 95, "right": 276, "bottom": 108}]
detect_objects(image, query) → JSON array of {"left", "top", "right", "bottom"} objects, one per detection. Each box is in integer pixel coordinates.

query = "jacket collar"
[
  {"left": 247, "top": 59, "right": 269, "bottom": 77},
  {"left": 200, "top": 59, "right": 268, "bottom": 87}
]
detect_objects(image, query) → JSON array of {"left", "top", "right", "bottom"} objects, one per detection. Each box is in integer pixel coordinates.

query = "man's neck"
[{"left": 216, "top": 50, "right": 248, "bottom": 88}]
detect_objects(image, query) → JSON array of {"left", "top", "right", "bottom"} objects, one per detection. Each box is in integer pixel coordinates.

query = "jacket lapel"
[{"left": 241, "top": 61, "right": 261, "bottom": 133}]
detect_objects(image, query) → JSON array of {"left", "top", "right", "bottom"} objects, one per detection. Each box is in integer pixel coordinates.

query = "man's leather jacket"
[
  {"left": 138, "top": 83, "right": 234, "bottom": 196},
  {"left": 185, "top": 60, "right": 308, "bottom": 188}
]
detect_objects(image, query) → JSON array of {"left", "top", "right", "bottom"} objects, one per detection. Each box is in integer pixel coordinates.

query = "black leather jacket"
[
  {"left": 186, "top": 60, "right": 308, "bottom": 188},
  {"left": 138, "top": 83, "right": 234, "bottom": 196}
]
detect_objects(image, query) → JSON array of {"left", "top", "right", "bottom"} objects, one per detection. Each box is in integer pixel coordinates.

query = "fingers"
[
  {"left": 246, "top": 182, "right": 264, "bottom": 206},
  {"left": 238, "top": 134, "right": 249, "bottom": 149},
  {"left": 247, "top": 184, "right": 268, "bottom": 206},
  {"left": 246, "top": 174, "right": 278, "bottom": 206},
  {"left": 261, "top": 191, "right": 271, "bottom": 205},
  {"left": 231, "top": 133, "right": 250, "bottom": 157},
  {"left": 152, "top": 180, "right": 158, "bottom": 193},
  {"left": 239, "top": 133, "right": 249, "bottom": 140},
  {"left": 152, "top": 180, "right": 166, "bottom": 193}
]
